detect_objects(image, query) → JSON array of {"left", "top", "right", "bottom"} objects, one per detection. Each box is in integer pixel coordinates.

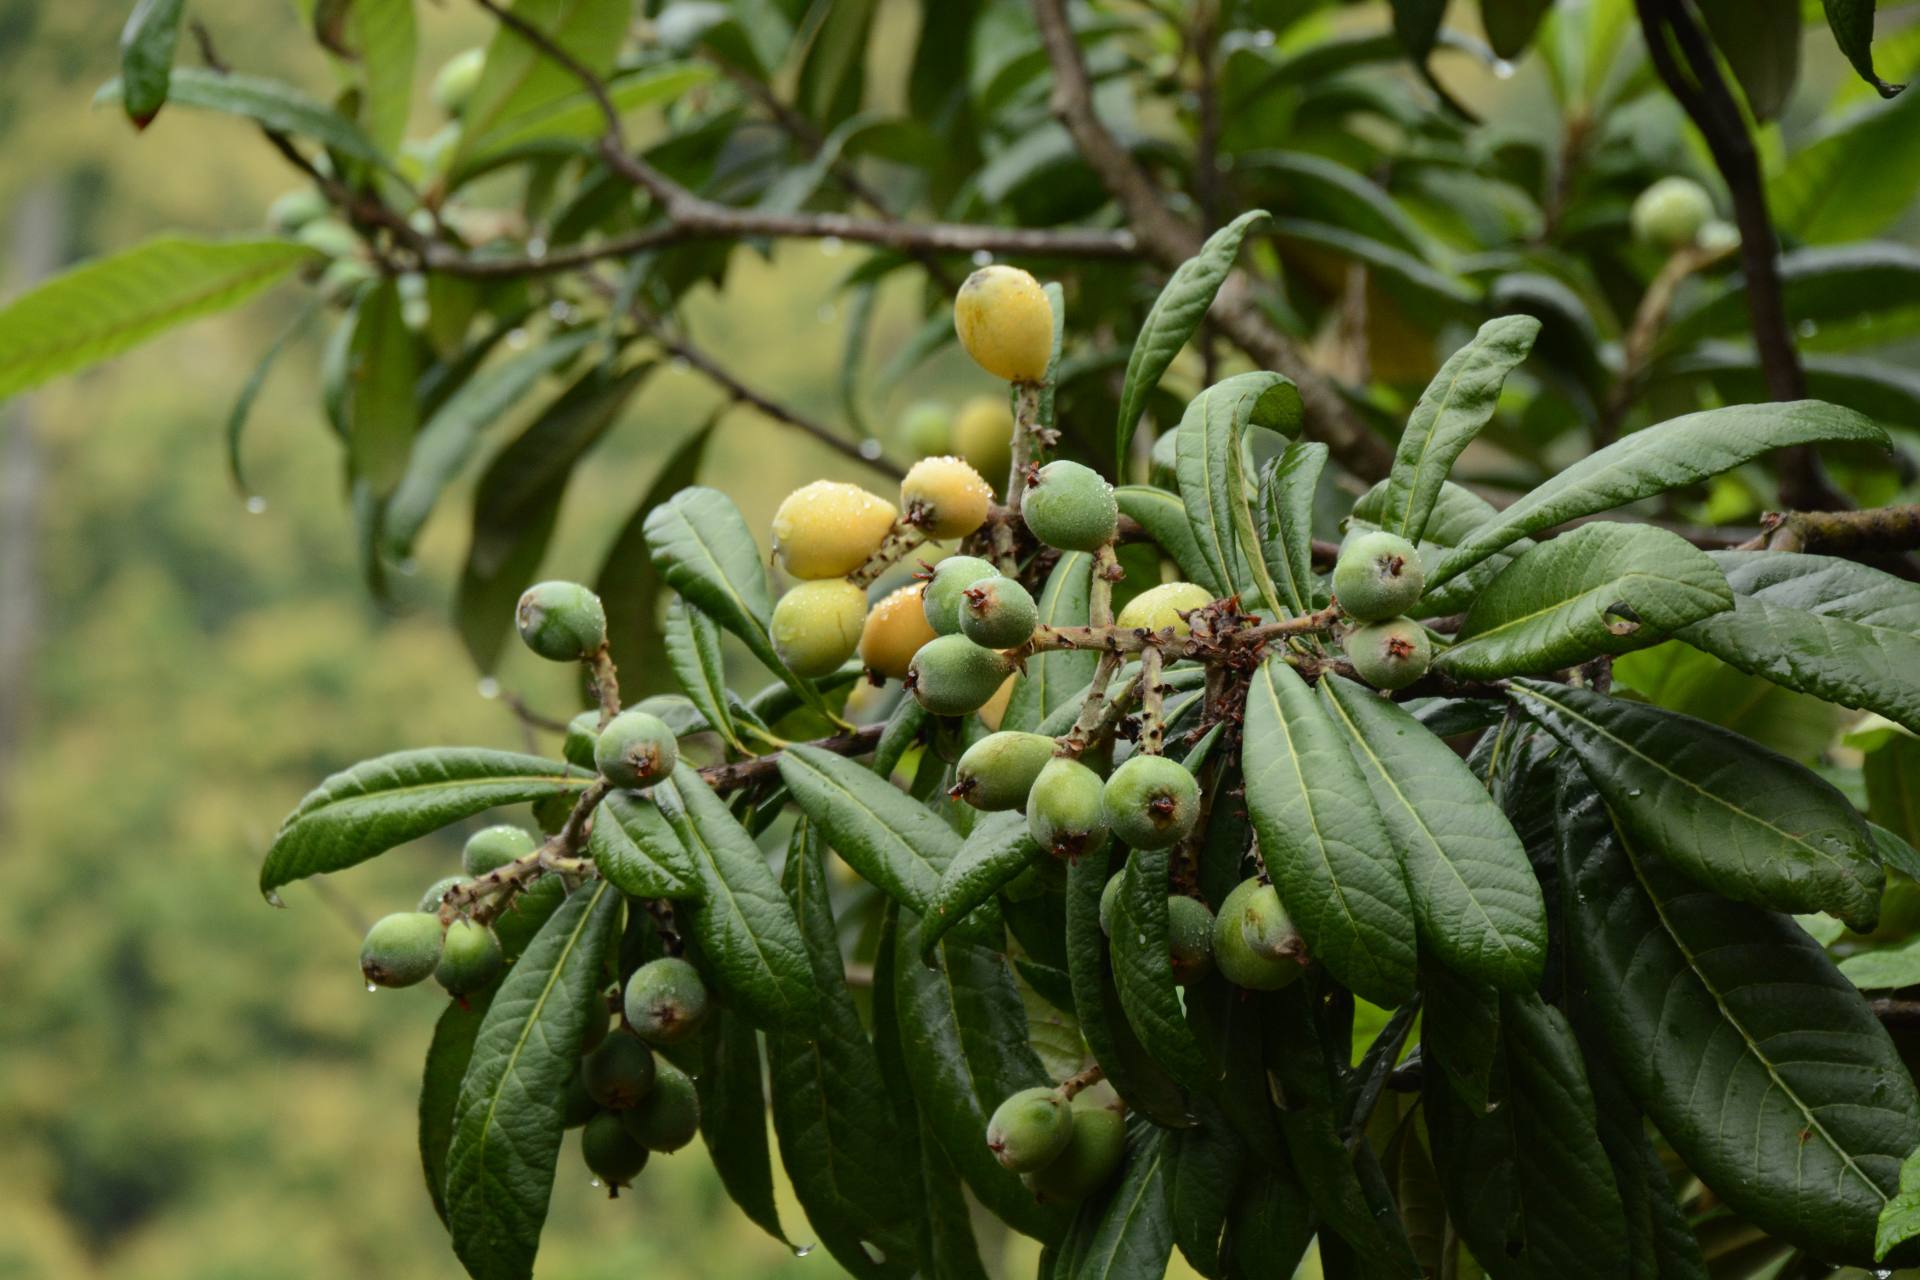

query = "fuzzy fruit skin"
[
  {"left": 493, "top": 874, "right": 564, "bottom": 960},
  {"left": 1344, "top": 617, "right": 1432, "bottom": 691},
  {"left": 771, "top": 578, "right": 868, "bottom": 677},
  {"left": 464, "top": 824, "right": 538, "bottom": 877},
  {"left": 564, "top": 710, "right": 600, "bottom": 770},
  {"left": 902, "top": 456, "right": 993, "bottom": 539},
  {"left": 595, "top": 709, "right": 680, "bottom": 789},
  {"left": 582, "top": 1111, "right": 650, "bottom": 1189},
  {"left": 953, "top": 395, "right": 1014, "bottom": 487},
  {"left": 954, "top": 265, "right": 1054, "bottom": 383},
  {"left": 1333, "top": 531, "right": 1425, "bottom": 621},
  {"left": 418, "top": 874, "right": 470, "bottom": 912},
  {"left": 1023, "top": 1106, "right": 1125, "bottom": 1202},
  {"left": 1632, "top": 176, "right": 1713, "bottom": 250},
  {"left": 959, "top": 575, "right": 1039, "bottom": 649},
  {"left": 432, "top": 47, "right": 485, "bottom": 115},
  {"left": 582, "top": 1033, "right": 657, "bottom": 1110},
  {"left": 1167, "top": 895, "right": 1216, "bottom": 985},
  {"left": 516, "top": 581, "right": 608, "bottom": 661},
  {"left": 1116, "top": 581, "right": 1213, "bottom": 636},
  {"left": 1021, "top": 461, "right": 1119, "bottom": 552},
  {"left": 1213, "top": 878, "right": 1307, "bottom": 990},
  {"left": 622, "top": 1059, "right": 701, "bottom": 1152},
  {"left": 1101, "top": 754, "right": 1201, "bottom": 850},
  {"left": 978, "top": 675, "right": 1016, "bottom": 731},
  {"left": 771, "top": 480, "right": 898, "bottom": 580},
  {"left": 986, "top": 1086, "right": 1074, "bottom": 1172},
  {"left": 908, "top": 635, "right": 1014, "bottom": 716},
  {"left": 898, "top": 400, "right": 953, "bottom": 457},
  {"left": 623, "top": 957, "right": 711, "bottom": 1047},
  {"left": 1027, "top": 756, "right": 1110, "bottom": 859},
  {"left": 859, "top": 583, "right": 939, "bottom": 679},
  {"left": 435, "top": 919, "right": 504, "bottom": 996},
  {"left": 921, "top": 555, "right": 999, "bottom": 635},
  {"left": 361, "top": 912, "right": 443, "bottom": 988},
  {"left": 954, "top": 731, "right": 1057, "bottom": 811}
]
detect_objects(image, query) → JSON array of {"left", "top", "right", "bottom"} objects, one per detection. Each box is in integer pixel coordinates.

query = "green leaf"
[
  {"left": 1428, "top": 402, "right": 1889, "bottom": 588},
  {"left": 1678, "top": 551, "right": 1920, "bottom": 736},
  {"left": 1110, "top": 846, "right": 1214, "bottom": 1090},
  {"left": 260, "top": 748, "right": 586, "bottom": 895},
  {"left": 1391, "top": 0, "right": 1446, "bottom": 59},
  {"left": 1176, "top": 373, "right": 1303, "bottom": 619},
  {"left": 1419, "top": 962, "right": 1501, "bottom": 1116},
  {"left": 597, "top": 416, "right": 718, "bottom": 683},
  {"left": 456, "top": 63, "right": 713, "bottom": 174},
  {"left": 1167, "top": 1107, "right": 1240, "bottom": 1277},
  {"left": 588, "top": 789, "right": 699, "bottom": 900},
  {"left": 664, "top": 598, "right": 748, "bottom": 753},
  {"left": 653, "top": 765, "right": 817, "bottom": 1031},
  {"left": 0, "top": 235, "right": 317, "bottom": 402},
  {"left": 445, "top": 881, "right": 620, "bottom": 1280},
  {"left": 1220, "top": 1169, "right": 1314, "bottom": 1280},
  {"left": 1116, "top": 210, "right": 1270, "bottom": 462},
  {"left": 1242, "top": 657, "right": 1416, "bottom": 1006},
  {"left": 226, "top": 297, "right": 321, "bottom": 497},
  {"left": 1878, "top": 1147, "right": 1920, "bottom": 1262},
  {"left": 97, "top": 67, "right": 389, "bottom": 167},
  {"left": 455, "top": 362, "right": 649, "bottom": 670},
  {"left": 1235, "top": 152, "right": 1425, "bottom": 256},
  {"left": 1865, "top": 731, "right": 1920, "bottom": 848},
  {"left": 768, "top": 824, "right": 918, "bottom": 1276},
  {"left": 696, "top": 1004, "right": 790, "bottom": 1245},
  {"left": 420, "top": 987, "right": 493, "bottom": 1227},
  {"left": 1269, "top": 217, "right": 1479, "bottom": 314},
  {"left": 1839, "top": 935, "right": 1920, "bottom": 990},
  {"left": 919, "top": 811, "right": 1040, "bottom": 960},
  {"left": 1375, "top": 314, "right": 1539, "bottom": 546},
  {"left": 1116, "top": 487, "right": 1220, "bottom": 598},
  {"left": 1003, "top": 552, "right": 1095, "bottom": 733},
  {"left": 1257, "top": 442, "right": 1328, "bottom": 618},
  {"left": 1438, "top": 524, "right": 1733, "bottom": 679},
  {"left": 345, "top": 0, "right": 417, "bottom": 152},
  {"left": 1556, "top": 775, "right": 1920, "bottom": 1264},
  {"left": 346, "top": 278, "right": 418, "bottom": 499},
  {"left": 1318, "top": 675, "right": 1546, "bottom": 991},
  {"left": 1661, "top": 243, "right": 1920, "bottom": 351},
  {"left": 1510, "top": 678, "right": 1885, "bottom": 930},
  {"left": 1349, "top": 478, "right": 1532, "bottom": 618},
  {"left": 1696, "top": 0, "right": 1801, "bottom": 121},
  {"left": 118, "top": 0, "right": 184, "bottom": 126},
  {"left": 1482, "top": 0, "right": 1553, "bottom": 58},
  {"left": 1821, "top": 0, "right": 1905, "bottom": 97},
  {"left": 777, "top": 743, "right": 960, "bottom": 915},
  {"left": 450, "top": 0, "right": 627, "bottom": 178},
  {"left": 1076, "top": 1125, "right": 1175, "bottom": 1279}
]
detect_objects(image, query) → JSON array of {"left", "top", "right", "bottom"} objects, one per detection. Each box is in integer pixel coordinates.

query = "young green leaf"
[
  {"left": 1110, "top": 847, "right": 1213, "bottom": 1090},
  {"left": 1116, "top": 487, "right": 1222, "bottom": 597},
  {"left": 1375, "top": 314, "right": 1539, "bottom": 547},
  {"left": 0, "top": 235, "right": 317, "bottom": 401},
  {"left": 346, "top": 278, "right": 418, "bottom": 500},
  {"left": 1176, "top": 372, "right": 1303, "bottom": 619},
  {"left": 1003, "top": 552, "right": 1095, "bottom": 733},
  {"left": 1820, "top": 0, "right": 1904, "bottom": 97},
  {"left": 1318, "top": 675, "right": 1547, "bottom": 991},
  {"left": 664, "top": 597, "right": 749, "bottom": 753},
  {"left": 1116, "top": 210, "right": 1270, "bottom": 461},
  {"left": 1257, "top": 441, "right": 1328, "bottom": 618},
  {"left": 445, "top": 881, "right": 620, "bottom": 1280},
  {"left": 458, "top": 64, "right": 717, "bottom": 176},
  {"left": 95, "top": 68, "right": 390, "bottom": 165},
  {"left": 260, "top": 748, "right": 588, "bottom": 895},
  {"left": 777, "top": 743, "right": 961, "bottom": 914},
  {"left": 919, "top": 811, "right": 1040, "bottom": 960},
  {"left": 449, "top": 0, "right": 627, "bottom": 180},
  {"left": 1509, "top": 678, "right": 1885, "bottom": 930},
  {"left": 117, "top": 0, "right": 185, "bottom": 126},
  {"left": 1242, "top": 658, "right": 1416, "bottom": 1006},
  {"left": 346, "top": 0, "right": 417, "bottom": 153},
  {"left": 1437, "top": 524, "right": 1733, "bottom": 679},
  {"left": 420, "top": 987, "right": 494, "bottom": 1227},
  {"left": 588, "top": 789, "right": 699, "bottom": 900}
]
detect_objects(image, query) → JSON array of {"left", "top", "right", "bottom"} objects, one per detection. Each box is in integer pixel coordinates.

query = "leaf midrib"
[{"left": 1455, "top": 567, "right": 1727, "bottom": 650}]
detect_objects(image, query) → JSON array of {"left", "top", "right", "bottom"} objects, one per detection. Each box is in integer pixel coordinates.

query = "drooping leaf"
[
  {"left": 1236, "top": 151, "right": 1425, "bottom": 255},
  {"left": 919, "top": 811, "right": 1040, "bottom": 960},
  {"left": 1510, "top": 678, "right": 1885, "bottom": 930},
  {"left": 1177, "top": 373, "right": 1304, "bottom": 619},
  {"left": 117, "top": 0, "right": 184, "bottom": 126},
  {"left": 1167, "top": 1105, "right": 1240, "bottom": 1278},
  {"left": 652, "top": 765, "right": 817, "bottom": 1031},
  {"left": 1318, "top": 675, "right": 1546, "bottom": 991},
  {"left": 1482, "top": 0, "right": 1553, "bottom": 58},
  {"left": 1390, "top": 0, "right": 1446, "bottom": 59},
  {"left": 664, "top": 598, "right": 748, "bottom": 753},
  {"left": 588, "top": 789, "right": 699, "bottom": 900},
  {"left": 778, "top": 743, "right": 960, "bottom": 914},
  {"left": 226, "top": 297, "right": 321, "bottom": 497},
  {"left": 1696, "top": 0, "right": 1801, "bottom": 121},
  {"left": 697, "top": 1004, "right": 790, "bottom": 1245},
  {"left": 1419, "top": 961, "right": 1502, "bottom": 1116},
  {"left": 1774, "top": 91, "right": 1920, "bottom": 250},
  {"left": 1242, "top": 658, "right": 1416, "bottom": 1006},
  {"left": 1116, "top": 210, "right": 1270, "bottom": 461},
  {"left": 1257, "top": 442, "right": 1328, "bottom": 619},
  {"left": 1821, "top": 0, "right": 1905, "bottom": 97},
  {"left": 420, "top": 987, "right": 494, "bottom": 1227},
  {"left": 96, "top": 68, "right": 390, "bottom": 165},
  {"left": 1375, "top": 314, "right": 1539, "bottom": 546},
  {"left": 0, "top": 235, "right": 317, "bottom": 401},
  {"left": 1428, "top": 402, "right": 1889, "bottom": 588},
  {"left": 1438, "top": 524, "right": 1732, "bottom": 678},
  {"left": 597, "top": 416, "right": 718, "bottom": 683},
  {"left": 450, "top": 0, "right": 628, "bottom": 179},
  {"left": 1660, "top": 243, "right": 1920, "bottom": 351},
  {"left": 346, "top": 277, "right": 418, "bottom": 499},
  {"left": 457, "top": 63, "right": 714, "bottom": 172},
  {"left": 1003, "top": 552, "right": 1095, "bottom": 733},
  {"left": 1220, "top": 1167, "right": 1314, "bottom": 1280},
  {"left": 1678, "top": 550, "right": 1920, "bottom": 735},
  {"left": 1116, "top": 487, "right": 1221, "bottom": 597},
  {"left": 260, "top": 748, "right": 587, "bottom": 894},
  {"left": 1556, "top": 774, "right": 1920, "bottom": 1264},
  {"left": 1270, "top": 217, "right": 1479, "bottom": 314},
  {"left": 345, "top": 0, "right": 417, "bottom": 152},
  {"left": 1110, "top": 846, "right": 1213, "bottom": 1090},
  {"left": 1075, "top": 1124, "right": 1175, "bottom": 1280},
  {"left": 444, "top": 881, "right": 620, "bottom": 1280}
]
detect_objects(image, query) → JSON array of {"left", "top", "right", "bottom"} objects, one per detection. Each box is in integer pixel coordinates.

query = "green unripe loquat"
[
  {"left": 595, "top": 709, "right": 679, "bottom": 789},
  {"left": 361, "top": 912, "right": 444, "bottom": 989},
  {"left": 859, "top": 583, "right": 939, "bottom": 680},
  {"left": 516, "top": 581, "right": 607, "bottom": 661},
  {"left": 907, "top": 634, "right": 1015, "bottom": 716},
  {"left": 464, "top": 824, "right": 538, "bottom": 877},
  {"left": 1632, "top": 176, "right": 1714, "bottom": 250},
  {"left": 1115, "top": 581, "right": 1213, "bottom": 636},
  {"left": 953, "top": 395, "right": 1014, "bottom": 487},
  {"left": 902, "top": 456, "right": 994, "bottom": 540},
  {"left": 771, "top": 578, "right": 868, "bottom": 678},
  {"left": 1166, "top": 895, "right": 1215, "bottom": 985},
  {"left": 1101, "top": 754, "right": 1200, "bottom": 850},
  {"left": 564, "top": 710, "right": 600, "bottom": 770},
  {"left": 953, "top": 731, "right": 1057, "bottom": 811},
  {"left": 958, "top": 574, "right": 1039, "bottom": 649},
  {"left": 921, "top": 555, "right": 999, "bottom": 635},
  {"left": 954, "top": 265, "right": 1054, "bottom": 383},
  {"left": 1213, "top": 878, "right": 1307, "bottom": 990},
  {"left": 582, "top": 1111, "right": 649, "bottom": 1191},
  {"left": 622, "top": 1059, "right": 701, "bottom": 1152},
  {"left": 1333, "top": 531, "right": 1424, "bottom": 621},
  {"left": 1344, "top": 617, "right": 1432, "bottom": 691},
  {"left": 1021, "top": 460, "right": 1118, "bottom": 552},
  {"left": 1697, "top": 218, "right": 1740, "bottom": 255},
  {"left": 562, "top": 1068, "right": 597, "bottom": 1128},
  {"left": 1022, "top": 1105, "right": 1125, "bottom": 1203},
  {"left": 1026, "top": 756, "right": 1109, "bottom": 860},
  {"left": 985, "top": 1086, "right": 1074, "bottom": 1172},
  {"left": 580, "top": 1002, "right": 612, "bottom": 1054},
  {"left": 432, "top": 47, "right": 486, "bottom": 116},
  {"left": 771, "top": 480, "right": 898, "bottom": 580},
  {"left": 418, "top": 874, "right": 469, "bottom": 912},
  {"left": 582, "top": 1032, "right": 656, "bottom": 1110},
  {"left": 898, "top": 400, "right": 953, "bottom": 457},
  {"left": 623, "top": 956, "right": 711, "bottom": 1047},
  {"left": 435, "top": 919, "right": 504, "bottom": 996}
]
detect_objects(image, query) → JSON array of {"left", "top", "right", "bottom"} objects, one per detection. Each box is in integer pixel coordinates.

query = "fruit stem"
[
  {"left": 1058, "top": 1063, "right": 1106, "bottom": 1100},
  {"left": 849, "top": 520, "right": 928, "bottom": 588},
  {"left": 1088, "top": 543, "right": 1121, "bottom": 627},
  {"left": 1058, "top": 651, "right": 1137, "bottom": 758},
  {"left": 1004, "top": 381, "right": 1043, "bottom": 514},
  {"left": 1137, "top": 646, "right": 1166, "bottom": 755},
  {"left": 443, "top": 778, "right": 611, "bottom": 924},
  {"left": 585, "top": 645, "right": 622, "bottom": 729}
]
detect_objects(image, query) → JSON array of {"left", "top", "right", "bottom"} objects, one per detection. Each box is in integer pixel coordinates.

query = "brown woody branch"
[
  {"left": 698, "top": 723, "right": 888, "bottom": 794},
  {"left": 1743, "top": 505, "right": 1920, "bottom": 556}
]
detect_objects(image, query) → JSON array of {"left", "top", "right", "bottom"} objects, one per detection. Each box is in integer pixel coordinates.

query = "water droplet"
[
  {"left": 1252, "top": 28, "right": 1276, "bottom": 46},
  {"left": 245, "top": 495, "right": 268, "bottom": 514},
  {"left": 858, "top": 438, "right": 883, "bottom": 460},
  {"left": 819, "top": 236, "right": 843, "bottom": 256},
  {"left": 366, "top": 983, "right": 378, "bottom": 993},
  {"left": 589, "top": 1177, "right": 603, "bottom": 1189},
  {"left": 506, "top": 327, "right": 531, "bottom": 349},
  {"left": 793, "top": 1243, "right": 815, "bottom": 1258},
  {"left": 1625, "top": 788, "right": 1642, "bottom": 798},
  {"left": 970, "top": 249, "right": 994, "bottom": 267},
  {"left": 1491, "top": 57, "right": 1515, "bottom": 80},
  {"left": 476, "top": 677, "right": 501, "bottom": 700},
  {"left": 527, "top": 237, "right": 548, "bottom": 259},
  {"left": 264, "top": 890, "right": 286, "bottom": 908}
]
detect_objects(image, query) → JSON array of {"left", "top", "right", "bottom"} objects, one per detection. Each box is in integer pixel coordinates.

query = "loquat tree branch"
[{"left": 1743, "top": 504, "right": 1920, "bottom": 556}]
